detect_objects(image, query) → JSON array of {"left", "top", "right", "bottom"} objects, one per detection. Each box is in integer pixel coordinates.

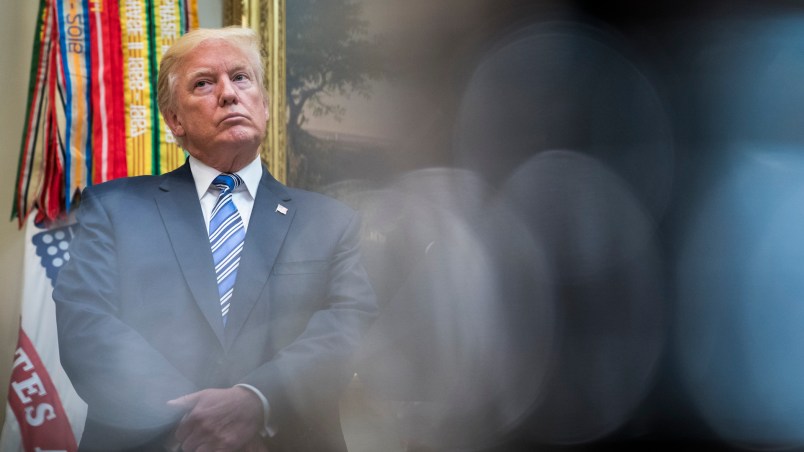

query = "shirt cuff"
[{"left": 235, "top": 383, "right": 276, "bottom": 437}]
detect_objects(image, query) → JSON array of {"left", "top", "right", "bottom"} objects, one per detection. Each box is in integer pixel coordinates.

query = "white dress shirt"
[{"left": 189, "top": 154, "right": 263, "bottom": 232}]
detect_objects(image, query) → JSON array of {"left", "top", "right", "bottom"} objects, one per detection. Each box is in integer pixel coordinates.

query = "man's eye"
[
  {"left": 194, "top": 80, "right": 210, "bottom": 88},
  {"left": 233, "top": 73, "right": 248, "bottom": 82}
]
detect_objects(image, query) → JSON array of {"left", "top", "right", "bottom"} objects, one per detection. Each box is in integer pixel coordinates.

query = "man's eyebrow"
[
  {"left": 186, "top": 68, "right": 215, "bottom": 80},
  {"left": 186, "top": 64, "right": 251, "bottom": 81}
]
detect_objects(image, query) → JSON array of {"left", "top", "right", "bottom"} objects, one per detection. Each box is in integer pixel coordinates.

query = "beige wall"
[{"left": 0, "top": 1, "right": 39, "bottom": 426}]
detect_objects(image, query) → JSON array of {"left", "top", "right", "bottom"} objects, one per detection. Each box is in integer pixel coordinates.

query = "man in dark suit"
[{"left": 53, "top": 27, "right": 377, "bottom": 451}]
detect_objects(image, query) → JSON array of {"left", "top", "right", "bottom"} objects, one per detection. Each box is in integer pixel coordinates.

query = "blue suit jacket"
[{"left": 53, "top": 162, "right": 377, "bottom": 451}]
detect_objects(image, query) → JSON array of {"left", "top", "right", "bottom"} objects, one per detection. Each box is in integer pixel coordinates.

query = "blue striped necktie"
[{"left": 209, "top": 173, "right": 246, "bottom": 325}]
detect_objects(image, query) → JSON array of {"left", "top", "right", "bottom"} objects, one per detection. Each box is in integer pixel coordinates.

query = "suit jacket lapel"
[
  {"left": 154, "top": 163, "right": 226, "bottom": 347},
  {"left": 224, "top": 167, "right": 294, "bottom": 349}
]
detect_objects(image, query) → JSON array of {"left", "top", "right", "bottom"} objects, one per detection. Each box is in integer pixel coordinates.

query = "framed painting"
[{"left": 222, "top": 0, "right": 394, "bottom": 192}]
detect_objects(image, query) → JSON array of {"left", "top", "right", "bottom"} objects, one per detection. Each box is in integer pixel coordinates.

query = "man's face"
[{"left": 164, "top": 39, "right": 268, "bottom": 172}]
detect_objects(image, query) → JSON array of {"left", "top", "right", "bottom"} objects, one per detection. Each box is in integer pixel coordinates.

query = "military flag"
[{"left": 4, "top": 1, "right": 197, "bottom": 449}]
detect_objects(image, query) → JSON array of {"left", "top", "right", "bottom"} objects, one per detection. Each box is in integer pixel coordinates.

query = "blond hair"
[{"left": 157, "top": 27, "right": 266, "bottom": 130}]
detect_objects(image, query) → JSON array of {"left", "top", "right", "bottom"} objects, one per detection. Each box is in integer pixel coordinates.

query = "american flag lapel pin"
[{"left": 276, "top": 204, "right": 288, "bottom": 215}]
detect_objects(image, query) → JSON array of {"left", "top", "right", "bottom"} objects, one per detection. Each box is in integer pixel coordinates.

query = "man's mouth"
[{"left": 219, "top": 113, "right": 248, "bottom": 124}]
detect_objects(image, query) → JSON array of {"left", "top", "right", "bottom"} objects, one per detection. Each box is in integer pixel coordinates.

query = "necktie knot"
[{"left": 212, "top": 173, "right": 243, "bottom": 196}]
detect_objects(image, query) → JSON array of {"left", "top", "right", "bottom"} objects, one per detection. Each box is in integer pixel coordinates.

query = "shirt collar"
[{"left": 188, "top": 155, "right": 262, "bottom": 200}]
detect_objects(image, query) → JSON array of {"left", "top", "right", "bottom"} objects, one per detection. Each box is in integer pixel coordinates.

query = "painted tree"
[
  {"left": 286, "top": 0, "right": 384, "bottom": 134},
  {"left": 285, "top": 0, "right": 385, "bottom": 188}
]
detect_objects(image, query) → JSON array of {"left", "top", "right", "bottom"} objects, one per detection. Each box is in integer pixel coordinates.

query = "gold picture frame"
[{"left": 223, "top": 0, "right": 287, "bottom": 184}]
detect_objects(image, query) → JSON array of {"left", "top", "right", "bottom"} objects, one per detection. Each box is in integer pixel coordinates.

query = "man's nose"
[{"left": 218, "top": 78, "right": 239, "bottom": 106}]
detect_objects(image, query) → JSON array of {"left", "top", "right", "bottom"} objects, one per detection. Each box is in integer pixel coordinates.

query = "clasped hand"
[{"left": 167, "top": 387, "right": 267, "bottom": 452}]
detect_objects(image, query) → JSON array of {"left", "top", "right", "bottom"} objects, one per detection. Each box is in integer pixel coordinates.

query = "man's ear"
[{"left": 163, "top": 110, "right": 185, "bottom": 137}]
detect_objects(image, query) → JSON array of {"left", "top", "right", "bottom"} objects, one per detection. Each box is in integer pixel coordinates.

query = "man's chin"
[{"left": 223, "top": 126, "right": 264, "bottom": 145}]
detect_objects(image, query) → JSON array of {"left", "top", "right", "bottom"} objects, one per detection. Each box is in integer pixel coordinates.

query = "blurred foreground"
[{"left": 292, "top": 1, "right": 804, "bottom": 450}]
